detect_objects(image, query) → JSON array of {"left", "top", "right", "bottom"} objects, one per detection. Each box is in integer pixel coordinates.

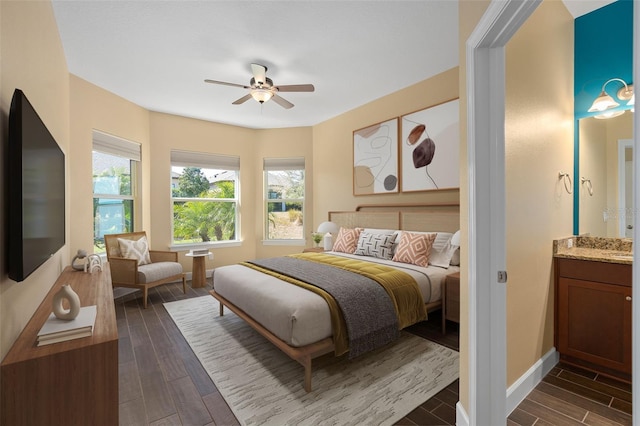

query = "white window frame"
[
  {"left": 92, "top": 130, "right": 141, "bottom": 252},
  {"left": 170, "top": 150, "right": 241, "bottom": 250},
  {"left": 263, "top": 157, "right": 305, "bottom": 246}
]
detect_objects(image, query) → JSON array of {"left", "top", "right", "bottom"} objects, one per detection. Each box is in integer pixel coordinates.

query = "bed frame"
[{"left": 210, "top": 202, "right": 460, "bottom": 392}]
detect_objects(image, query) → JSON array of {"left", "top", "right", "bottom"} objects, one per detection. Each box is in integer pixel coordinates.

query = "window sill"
[
  {"left": 262, "top": 239, "right": 305, "bottom": 246},
  {"left": 169, "top": 241, "right": 241, "bottom": 251}
]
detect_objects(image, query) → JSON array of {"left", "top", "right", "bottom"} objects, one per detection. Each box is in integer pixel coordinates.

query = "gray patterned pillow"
[{"left": 354, "top": 231, "right": 397, "bottom": 260}]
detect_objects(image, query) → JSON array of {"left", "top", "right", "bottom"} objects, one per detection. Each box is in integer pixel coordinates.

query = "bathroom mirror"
[{"left": 578, "top": 111, "right": 634, "bottom": 237}]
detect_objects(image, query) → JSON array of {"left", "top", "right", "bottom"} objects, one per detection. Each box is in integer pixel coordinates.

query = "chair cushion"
[
  {"left": 137, "top": 262, "right": 183, "bottom": 284},
  {"left": 118, "top": 236, "right": 151, "bottom": 266}
]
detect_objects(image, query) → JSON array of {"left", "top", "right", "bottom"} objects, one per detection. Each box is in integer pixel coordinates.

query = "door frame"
[
  {"left": 466, "top": 1, "right": 639, "bottom": 424},
  {"left": 618, "top": 139, "right": 633, "bottom": 238},
  {"left": 465, "top": 0, "right": 541, "bottom": 424}
]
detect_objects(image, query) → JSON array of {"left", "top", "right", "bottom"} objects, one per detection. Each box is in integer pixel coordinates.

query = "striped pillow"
[
  {"left": 332, "top": 227, "right": 362, "bottom": 254},
  {"left": 392, "top": 231, "right": 436, "bottom": 267}
]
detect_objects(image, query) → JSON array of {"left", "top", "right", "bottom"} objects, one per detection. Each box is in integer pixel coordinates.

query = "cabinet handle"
[{"left": 626, "top": 296, "right": 632, "bottom": 301}]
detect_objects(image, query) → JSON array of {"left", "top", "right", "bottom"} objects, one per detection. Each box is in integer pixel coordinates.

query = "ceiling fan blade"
[
  {"left": 204, "top": 79, "right": 249, "bottom": 89},
  {"left": 251, "top": 63, "right": 267, "bottom": 85},
  {"left": 275, "top": 84, "right": 315, "bottom": 93},
  {"left": 232, "top": 93, "right": 253, "bottom": 105},
  {"left": 271, "top": 94, "right": 294, "bottom": 109}
]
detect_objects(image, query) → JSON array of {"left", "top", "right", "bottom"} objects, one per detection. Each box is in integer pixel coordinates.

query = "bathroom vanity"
[{"left": 554, "top": 237, "right": 632, "bottom": 382}]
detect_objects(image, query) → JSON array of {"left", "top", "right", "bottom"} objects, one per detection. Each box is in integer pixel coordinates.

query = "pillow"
[
  {"left": 118, "top": 236, "right": 151, "bottom": 266},
  {"left": 429, "top": 232, "right": 458, "bottom": 268},
  {"left": 354, "top": 231, "right": 396, "bottom": 260},
  {"left": 392, "top": 231, "right": 436, "bottom": 267},
  {"left": 450, "top": 247, "right": 461, "bottom": 266},
  {"left": 332, "top": 227, "right": 362, "bottom": 254}
]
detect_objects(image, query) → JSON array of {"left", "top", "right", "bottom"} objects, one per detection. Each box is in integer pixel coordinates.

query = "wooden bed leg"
[
  {"left": 219, "top": 303, "right": 224, "bottom": 316},
  {"left": 303, "top": 356, "right": 312, "bottom": 392}
]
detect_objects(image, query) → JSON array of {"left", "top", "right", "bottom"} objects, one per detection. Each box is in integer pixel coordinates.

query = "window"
[
  {"left": 171, "top": 150, "right": 240, "bottom": 246},
  {"left": 92, "top": 131, "right": 141, "bottom": 253},
  {"left": 264, "top": 158, "right": 305, "bottom": 241}
]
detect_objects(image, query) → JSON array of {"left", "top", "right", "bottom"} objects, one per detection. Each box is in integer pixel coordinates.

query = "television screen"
[{"left": 7, "top": 89, "right": 65, "bottom": 282}]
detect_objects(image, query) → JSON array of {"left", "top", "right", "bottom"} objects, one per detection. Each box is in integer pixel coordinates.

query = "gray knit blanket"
[{"left": 248, "top": 256, "right": 400, "bottom": 358}]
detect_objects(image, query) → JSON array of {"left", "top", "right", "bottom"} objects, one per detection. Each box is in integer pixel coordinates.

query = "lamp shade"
[
  {"left": 251, "top": 88, "right": 273, "bottom": 104},
  {"left": 317, "top": 221, "right": 340, "bottom": 235},
  {"left": 588, "top": 90, "right": 619, "bottom": 112}
]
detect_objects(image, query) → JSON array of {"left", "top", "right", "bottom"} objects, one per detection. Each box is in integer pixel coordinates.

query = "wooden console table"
[{"left": 1, "top": 265, "right": 118, "bottom": 425}]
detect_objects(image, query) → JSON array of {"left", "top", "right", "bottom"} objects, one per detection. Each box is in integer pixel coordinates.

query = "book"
[
  {"left": 37, "top": 329, "right": 93, "bottom": 346},
  {"left": 37, "top": 305, "right": 97, "bottom": 345}
]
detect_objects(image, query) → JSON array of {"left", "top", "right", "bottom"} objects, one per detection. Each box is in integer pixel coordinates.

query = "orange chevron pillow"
[
  {"left": 392, "top": 231, "right": 436, "bottom": 267},
  {"left": 332, "top": 227, "right": 363, "bottom": 254}
]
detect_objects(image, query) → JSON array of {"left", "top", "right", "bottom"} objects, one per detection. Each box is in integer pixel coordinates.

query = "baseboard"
[
  {"left": 456, "top": 401, "right": 469, "bottom": 426},
  {"left": 185, "top": 268, "right": 214, "bottom": 282},
  {"left": 506, "top": 347, "right": 559, "bottom": 415},
  {"left": 455, "top": 347, "right": 558, "bottom": 425}
]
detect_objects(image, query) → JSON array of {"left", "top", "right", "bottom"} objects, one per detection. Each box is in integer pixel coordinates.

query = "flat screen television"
[{"left": 7, "top": 89, "right": 65, "bottom": 282}]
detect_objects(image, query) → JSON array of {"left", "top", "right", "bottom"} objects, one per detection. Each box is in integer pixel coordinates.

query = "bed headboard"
[{"left": 328, "top": 202, "right": 459, "bottom": 233}]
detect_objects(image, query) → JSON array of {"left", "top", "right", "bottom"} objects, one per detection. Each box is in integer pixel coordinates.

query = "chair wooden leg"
[{"left": 142, "top": 287, "right": 148, "bottom": 309}]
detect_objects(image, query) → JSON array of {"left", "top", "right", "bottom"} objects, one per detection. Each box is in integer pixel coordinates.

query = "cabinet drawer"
[{"left": 556, "top": 257, "right": 631, "bottom": 287}]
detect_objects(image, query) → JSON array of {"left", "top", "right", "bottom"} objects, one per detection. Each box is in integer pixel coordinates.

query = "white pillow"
[
  {"left": 118, "top": 236, "right": 151, "bottom": 266},
  {"left": 429, "top": 232, "right": 458, "bottom": 268}
]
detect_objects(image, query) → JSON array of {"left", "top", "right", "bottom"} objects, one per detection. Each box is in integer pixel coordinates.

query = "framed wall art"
[
  {"left": 400, "top": 99, "right": 460, "bottom": 192},
  {"left": 353, "top": 118, "right": 399, "bottom": 195}
]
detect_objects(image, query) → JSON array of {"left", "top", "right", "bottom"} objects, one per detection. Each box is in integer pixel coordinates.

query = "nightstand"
[
  {"left": 303, "top": 247, "right": 325, "bottom": 253},
  {"left": 442, "top": 271, "right": 460, "bottom": 334}
]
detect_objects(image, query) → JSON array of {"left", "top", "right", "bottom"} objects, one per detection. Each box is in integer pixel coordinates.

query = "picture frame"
[
  {"left": 400, "top": 99, "right": 460, "bottom": 192},
  {"left": 353, "top": 118, "right": 399, "bottom": 195}
]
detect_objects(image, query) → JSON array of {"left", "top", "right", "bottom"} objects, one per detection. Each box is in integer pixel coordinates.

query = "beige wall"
[
  {"left": 69, "top": 75, "right": 151, "bottom": 254},
  {"left": 0, "top": 0, "right": 70, "bottom": 360},
  {"left": 311, "top": 67, "right": 460, "bottom": 229},
  {"left": 504, "top": 0, "right": 574, "bottom": 386},
  {"left": 457, "top": 0, "right": 574, "bottom": 412}
]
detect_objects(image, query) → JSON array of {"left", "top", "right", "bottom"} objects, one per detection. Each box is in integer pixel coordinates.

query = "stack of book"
[{"left": 36, "top": 305, "right": 97, "bottom": 346}]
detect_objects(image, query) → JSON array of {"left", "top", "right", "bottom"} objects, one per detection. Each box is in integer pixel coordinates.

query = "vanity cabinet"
[{"left": 554, "top": 257, "right": 631, "bottom": 382}]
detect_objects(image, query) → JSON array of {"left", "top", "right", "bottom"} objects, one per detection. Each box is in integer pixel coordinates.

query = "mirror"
[{"left": 578, "top": 111, "right": 634, "bottom": 237}]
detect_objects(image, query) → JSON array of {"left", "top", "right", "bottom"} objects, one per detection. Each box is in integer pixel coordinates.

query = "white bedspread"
[{"left": 212, "top": 252, "right": 459, "bottom": 348}]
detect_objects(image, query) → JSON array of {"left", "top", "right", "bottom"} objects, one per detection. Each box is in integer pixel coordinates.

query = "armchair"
[{"left": 104, "top": 231, "right": 186, "bottom": 308}]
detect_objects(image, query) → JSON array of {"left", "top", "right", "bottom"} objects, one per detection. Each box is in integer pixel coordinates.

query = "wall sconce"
[{"left": 588, "top": 78, "right": 634, "bottom": 119}]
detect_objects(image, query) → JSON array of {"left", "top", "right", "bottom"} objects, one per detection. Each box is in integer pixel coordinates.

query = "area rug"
[{"left": 164, "top": 296, "right": 459, "bottom": 426}]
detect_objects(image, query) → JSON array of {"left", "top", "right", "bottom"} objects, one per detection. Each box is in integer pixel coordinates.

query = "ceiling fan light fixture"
[{"left": 251, "top": 88, "right": 273, "bottom": 104}]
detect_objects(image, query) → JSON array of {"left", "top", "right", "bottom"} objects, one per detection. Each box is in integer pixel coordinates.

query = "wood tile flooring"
[{"left": 116, "top": 280, "right": 631, "bottom": 426}]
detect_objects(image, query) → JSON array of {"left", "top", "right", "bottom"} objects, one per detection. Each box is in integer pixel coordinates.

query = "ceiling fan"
[{"left": 205, "top": 63, "right": 315, "bottom": 109}]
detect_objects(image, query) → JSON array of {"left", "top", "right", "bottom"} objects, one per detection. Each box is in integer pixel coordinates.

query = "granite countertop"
[{"left": 553, "top": 236, "right": 633, "bottom": 265}]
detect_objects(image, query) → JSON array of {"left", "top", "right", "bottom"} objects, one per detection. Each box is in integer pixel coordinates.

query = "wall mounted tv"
[{"left": 7, "top": 89, "right": 65, "bottom": 282}]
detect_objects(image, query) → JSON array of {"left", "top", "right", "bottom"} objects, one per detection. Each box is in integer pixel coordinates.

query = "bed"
[{"left": 211, "top": 203, "right": 460, "bottom": 391}]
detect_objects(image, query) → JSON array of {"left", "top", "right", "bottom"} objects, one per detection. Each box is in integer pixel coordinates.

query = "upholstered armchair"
[{"left": 104, "top": 231, "right": 186, "bottom": 308}]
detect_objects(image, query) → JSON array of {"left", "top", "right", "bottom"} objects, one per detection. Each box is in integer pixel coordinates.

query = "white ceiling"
[{"left": 51, "top": 0, "right": 614, "bottom": 130}]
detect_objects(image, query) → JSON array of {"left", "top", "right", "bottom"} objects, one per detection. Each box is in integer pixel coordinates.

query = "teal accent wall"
[{"left": 573, "top": 0, "right": 633, "bottom": 235}]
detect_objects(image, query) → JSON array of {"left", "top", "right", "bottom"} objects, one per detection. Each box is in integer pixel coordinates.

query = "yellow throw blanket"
[{"left": 241, "top": 253, "right": 426, "bottom": 356}]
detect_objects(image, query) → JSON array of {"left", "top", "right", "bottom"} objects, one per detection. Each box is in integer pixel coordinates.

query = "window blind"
[
  {"left": 92, "top": 130, "right": 141, "bottom": 161},
  {"left": 263, "top": 157, "right": 305, "bottom": 171},
  {"left": 171, "top": 150, "right": 240, "bottom": 170}
]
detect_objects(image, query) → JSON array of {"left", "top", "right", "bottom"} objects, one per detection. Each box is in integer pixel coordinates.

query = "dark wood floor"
[{"left": 116, "top": 280, "right": 632, "bottom": 426}]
